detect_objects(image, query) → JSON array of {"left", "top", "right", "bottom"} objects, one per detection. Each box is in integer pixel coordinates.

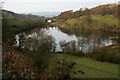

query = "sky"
[{"left": 2, "top": 0, "right": 119, "bottom": 13}]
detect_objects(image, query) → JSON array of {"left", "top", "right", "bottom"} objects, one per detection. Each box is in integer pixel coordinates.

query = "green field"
[
  {"left": 49, "top": 53, "right": 118, "bottom": 78},
  {"left": 92, "top": 15, "right": 118, "bottom": 25},
  {"left": 64, "top": 15, "right": 119, "bottom": 29},
  {"left": 20, "top": 53, "right": 119, "bottom": 78},
  {"left": 50, "top": 19, "right": 64, "bottom": 26}
]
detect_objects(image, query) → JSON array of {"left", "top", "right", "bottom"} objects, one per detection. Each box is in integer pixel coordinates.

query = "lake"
[{"left": 15, "top": 27, "right": 118, "bottom": 52}]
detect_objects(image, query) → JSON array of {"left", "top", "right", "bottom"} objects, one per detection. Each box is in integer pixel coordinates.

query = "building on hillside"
[{"left": 47, "top": 19, "right": 52, "bottom": 23}]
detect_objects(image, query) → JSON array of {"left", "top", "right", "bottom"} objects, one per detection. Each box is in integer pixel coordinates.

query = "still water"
[
  {"left": 15, "top": 27, "right": 118, "bottom": 52},
  {"left": 43, "top": 27, "right": 117, "bottom": 52}
]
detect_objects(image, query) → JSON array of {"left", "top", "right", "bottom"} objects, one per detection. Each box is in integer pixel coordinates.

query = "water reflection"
[
  {"left": 44, "top": 27, "right": 117, "bottom": 52},
  {"left": 15, "top": 27, "right": 118, "bottom": 52}
]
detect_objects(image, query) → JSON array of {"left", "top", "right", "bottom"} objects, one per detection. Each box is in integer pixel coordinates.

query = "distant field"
[
  {"left": 64, "top": 15, "right": 119, "bottom": 29},
  {"left": 92, "top": 15, "right": 118, "bottom": 25},
  {"left": 50, "top": 19, "right": 64, "bottom": 26},
  {"left": 49, "top": 53, "right": 118, "bottom": 78}
]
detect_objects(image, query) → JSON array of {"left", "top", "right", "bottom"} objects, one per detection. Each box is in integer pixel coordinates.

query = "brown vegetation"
[{"left": 2, "top": 43, "right": 38, "bottom": 79}]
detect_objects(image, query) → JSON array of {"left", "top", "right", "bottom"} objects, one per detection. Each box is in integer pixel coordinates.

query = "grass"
[
  {"left": 64, "top": 15, "right": 119, "bottom": 29},
  {"left": 50, "top": 21, "right": 61, "bottom": 26},
  {"left": 3, "top": 17, "right": 21, "bottom": 25},
  {"left": 20, "top": 52, "right": 119, "bottom": 78},
  {"left": 49, "top": 53, "right": 118, "bottom": 78},
  {"left": 50, "top": 19, "right": 64, "bottom": 26},
  {"left": 50, "top": 15, "right": 119, "bottom": 32},
  {"left": 92, "top": 15, "right": 118, "bottom": 25}
]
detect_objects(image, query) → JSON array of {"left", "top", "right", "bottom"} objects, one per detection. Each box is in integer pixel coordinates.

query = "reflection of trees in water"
[
  {"left": 78, "top": 36, "right": 102, "bottom": 53},
  {"left": 59, "top": 36, "right": 102, "bottom": 53},
  {"left": 60, "top": 27, "right": 118, "bottom": 40},
  {"left": 59, "top": 27, "right": 119, "bottom": 53},
  {"left": 16, "top": 27, "right": 119, "bottom": 53},
  {"left": 59, "top": 40, "right": 78, "bottom": 53}
]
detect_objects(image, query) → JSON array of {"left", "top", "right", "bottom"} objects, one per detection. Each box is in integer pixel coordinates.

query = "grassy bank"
[
  {"left": 20, "top": 52, "right": 118, "bottom": 78},
  {"left": 49, "top": 53, "right": 118, "bottom": 78}
]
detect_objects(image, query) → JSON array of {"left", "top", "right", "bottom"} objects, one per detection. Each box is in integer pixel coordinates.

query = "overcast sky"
[{"left": 2, "top": 0, "right": 119, "bottom": 13}]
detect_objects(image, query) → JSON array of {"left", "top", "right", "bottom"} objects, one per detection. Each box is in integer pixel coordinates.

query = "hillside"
[
  {"left": 48, "top": 53, "right": 118, "bottom": 78},
  {"left": 64, "top": 15, "right": 119, "bottom": 32},
  {"left": 27, "top": 12, "right": 60, "bottom": 17},
  {"left": 90, "top": 4, "right": 118, "bottom": 15},
  {"left": 54, "top": 3, "right": 119, "bottom": 20},
  {"left": 50, "top": 3, "right": 119, "bottom": 32},
  {"left": 55, "top": 10, "right": 73, "bottom": 20},
  {"left": 3, "top": 42, "right": 119, "bottom": 78},
  {"left": 2, "top": 10, "right": 47, "bottom": 43},
  {"left": 2, "top": 10, "right": 46, "bottom": 20}
]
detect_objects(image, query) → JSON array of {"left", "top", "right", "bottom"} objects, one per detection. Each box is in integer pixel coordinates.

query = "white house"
[{"left": 47, "top": 19, "right": 52, "bottom": 23}]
